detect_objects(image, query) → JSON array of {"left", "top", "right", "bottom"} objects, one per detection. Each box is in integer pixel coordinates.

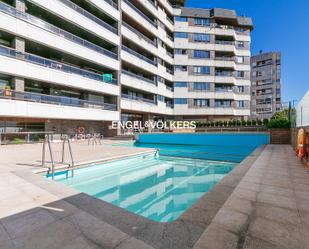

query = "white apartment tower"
[{"left": 0, "top": 0, "right": 253, "bottom": 135}]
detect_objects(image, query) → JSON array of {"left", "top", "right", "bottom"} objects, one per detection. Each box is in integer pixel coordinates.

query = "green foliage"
[
  {"left": 271, "top": 109, "right": 289, "bottom": 120},
  {"left": 11, "top": 138, "right": 25, "bottom": 144},
  {"left": 267, "top": 119, "right": 291, "bottom": 129}
]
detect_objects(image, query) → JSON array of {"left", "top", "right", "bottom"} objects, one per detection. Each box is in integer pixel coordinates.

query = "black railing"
[
  {"left": 0, "top": 2, "right": 118, "bottom": 59},
  {"left": 0, "top": 90, "right": 117, "bottom": 111},
  {"left": 0, "top": 45, "right": 118, "bottom": 85}
]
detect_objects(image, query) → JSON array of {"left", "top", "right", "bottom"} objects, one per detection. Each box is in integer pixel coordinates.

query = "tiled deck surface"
[{"left": 0, "top": 143, "right": 308, "bottom": 249}]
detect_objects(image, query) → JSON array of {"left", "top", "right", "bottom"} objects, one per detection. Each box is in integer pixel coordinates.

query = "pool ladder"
[{"left": 42, "top": 135, "right": 75, "bottom": 180}]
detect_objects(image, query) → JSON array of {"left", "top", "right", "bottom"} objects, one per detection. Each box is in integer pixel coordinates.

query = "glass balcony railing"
[
  {"left": 0, "top": 2, "right": 118, "bottom": 60},
  {"left": 122, "top": 45, "right": 155, "bottom": 65},
  {"left": 122, "top": 70, "right": 157, "bottom": 85},
  {"left": 215, "top": 40, "right": 235, "bottom": 45},
  {"left": 0, "top": 90, "right": 117, "bottom": 111},
  {"left": 0, "top": 45, "right": 118, "bottom": 85},
  {"left": 121, "top": 93, "right": 156, "bottom": 104},
  {"left": 123, "top": 0, "right": 156, "bottom": 27},
  {"left": 59, "top": 0, "right": 118, "bottom": 34},
  {"left": 215, "top": 71, "right": 234, "bottom": 77},
  {"left": 122, "top": 22, "right": 156, "bottom": 46},
  {"left": 215, "top": 88, "right": 233, "bottom": 92}
]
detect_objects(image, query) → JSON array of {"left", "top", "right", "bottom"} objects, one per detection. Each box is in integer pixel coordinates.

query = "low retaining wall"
[{"left": 269, "top": 129, "right": 291, "bottom": 144}]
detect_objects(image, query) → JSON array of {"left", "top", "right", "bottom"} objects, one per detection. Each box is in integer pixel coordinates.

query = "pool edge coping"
[{"left": 13, "top": 144, "right": 265, "bottom": 249}]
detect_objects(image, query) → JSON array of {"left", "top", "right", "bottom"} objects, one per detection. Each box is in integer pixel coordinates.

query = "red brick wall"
[{"left": 270, "top": 129, "right": 291, "bottom": 144}]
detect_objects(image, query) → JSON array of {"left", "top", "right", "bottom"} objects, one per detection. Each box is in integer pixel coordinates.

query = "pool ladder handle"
[
  {"left": 42, "top": 135, "right": 75, "bottom": 180},
  {"left": 155, "top": 149, "right": 160, "bottom": 157}
]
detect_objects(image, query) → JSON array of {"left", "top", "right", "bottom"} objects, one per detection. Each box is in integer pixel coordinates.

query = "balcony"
[
  {"left": 121, "top": 93, "right": 156, "bottom": 105},
  {"left": 122, "top": 70, "right": 156, "bottom": 85},
  {"left": 59, "top": 0, "right": 117, "bottom": 34},
  {"left": 0, "top": 90, "right": 119, "bottom": 121},
  {"left": 122, "top": 22, "right": 156, "bottom": 47},
  {"left": 0, "top": 45, "right": 118, "bottom": 85},
  {"left": 215, "top": 71, "right": 234, "bottom": 77},
  {"left": 0, "top": 90, "right": 117, "bottom": 111},
  {"left": 122, "top": 45, "right": 155, "bottom": 65},
  {"left": 0, "top": 2, "right": 117, "bottom": 60},
  {"left": 103, "top": 0, "right": 118, "bottom": 9},
  {"left": 215, "top": 40, "right": 235, "bottom": 46},
  {"left": 122, "top": 0, "right": 156, "bottom": 27}
]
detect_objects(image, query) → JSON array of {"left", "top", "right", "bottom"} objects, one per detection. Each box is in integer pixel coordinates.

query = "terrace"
[{"left": 0, "top": 134, "right": 308, "bottom": 249}]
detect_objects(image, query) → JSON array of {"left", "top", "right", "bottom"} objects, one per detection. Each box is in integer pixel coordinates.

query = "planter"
[{"left": 270, "top": 128, "right": 291, "bottom": 144}]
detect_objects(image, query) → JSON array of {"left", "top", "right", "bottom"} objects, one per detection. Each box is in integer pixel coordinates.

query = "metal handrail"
[
  {"left": 121, "top": 93, "right": 156, "bottom": 104},
  {"left": 122, "top": 70, "right": 156, "bottom": 85},
  {"left": 0, "top": 45, "right": 118, "bottom": 85},
  {"left": 59, "top": 0, "right": 118, "bottom": 34},
  {"left": 0, "top": 2, "right": 117, "bottom": 59},
  {"left": 123, "top": 0, "right": 157, "bottom": 27},
  {"left": 0, "top": 89, "right": 117, "bottom": 111},
  {"left": 122, "top": 45, "right": 155, "bottom": 65}
]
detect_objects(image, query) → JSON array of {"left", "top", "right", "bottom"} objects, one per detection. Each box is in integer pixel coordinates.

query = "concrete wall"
[{"left": 296, "top": 91, "right": 309, "bottom": 127}]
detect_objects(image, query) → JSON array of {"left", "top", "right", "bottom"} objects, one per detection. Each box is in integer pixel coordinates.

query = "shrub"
[
  {"left": 241, "top": 120, "right": 247, "bottom": 126},
  {"left": 257, "top": 119, "right": 262, "bottom": 126},
  {"left": 263, "top": 119, "right": 269, "bottom": 126},
  {"left": 267, "top": 119, "right": 291, "bottom": 129},
  {"left": 223, "top": 121, "right": 228, "bottom": 127},
  {"left": 252, "top": 120, "right": 257, "bottom": 126},
  {"left": 228, "top": 121, "right": 233, "bottom": 127},
  {"left": 247, "top": 120, "right": 252, "bottom": 126}
]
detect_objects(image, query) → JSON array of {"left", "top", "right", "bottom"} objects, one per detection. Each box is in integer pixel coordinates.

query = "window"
[
  {"left": 237, "top": 71, "right": 245, "bottom": 78},
  {"left": 193, "top": 50, "right": 210, "bottom": 59},
  {"left": 157, "top": 95, "right": 165, "bottom": 102},
  {"left": 236, "top": 27, "right": 247, "bottom": 33},
  {"left": 175, "top": 32, "right": 188, "bottom": 38},
  {"left": 175, "top": 49, "right": 187, "bottom": 55},
  {"left": 193, "top": 33, "right": 210, "bottom": 43},
  {"left": 237, "top": 56, "right": 245, "bottom": 64},
  {"left": 194, "top": 99, "right": 209, "bottom": 107},
  {"left": 237, "top": 101, "right": 245, "bottom": 108},
  {"left": 174, "top": 65, "right": 187, "bottom": 72},
  {"left": 175, "top": 16, "right": 187, "bottom": 22},
  {"left": 193, "top": 82, "right": 210, "bottom": 91},
  {"left": 194, "top": 18, "right": 210, "bottom": 26},
  {"left": 237, "top": 86, "right": 245, "bottom": 93},
  {"left": 193, "top": 66, "right": 210, "bottom": 75},
  {"left": 215, "top": 100, "right": 232, "bottom": 107},
  {"left": 175, "top": 98, "right": 187, "bottom": 104},
  {"left": 175, "top": 82, "right": 188, "bottom": 87},
  {"left": 237, "top": 41, "right": 245, "bottom": 48}
]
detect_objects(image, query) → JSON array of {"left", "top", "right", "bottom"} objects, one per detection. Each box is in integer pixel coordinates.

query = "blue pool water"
[
  {"left": 115, "top": 133, "right": 269, "bottom": 163},
  {"left": 52, "top": 155, "right": 236, "bottom": 222}
]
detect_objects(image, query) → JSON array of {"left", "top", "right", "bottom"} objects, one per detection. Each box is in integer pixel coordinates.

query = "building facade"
[
  {"left": 251, "top": 51, "right": 282, "bottom": 120},
  {"left": 0, "top": 0, "right": 253, "bottom": 135}
]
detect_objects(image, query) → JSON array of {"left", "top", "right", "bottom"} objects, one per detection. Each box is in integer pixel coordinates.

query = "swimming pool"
[
  {"left": 114, "top": 133, "right": 269, "bottom": 163},
  {"left": 51, "top": 155, "right": 236, "bottom": 222}
]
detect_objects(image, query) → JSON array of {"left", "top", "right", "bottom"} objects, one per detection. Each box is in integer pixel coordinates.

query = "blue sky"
[{"left": 185, "top": 0, "right": 309, "bottom": 105}]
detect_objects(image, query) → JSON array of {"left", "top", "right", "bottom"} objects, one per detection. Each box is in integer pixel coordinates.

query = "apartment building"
[
  {"left": 173, "top": 8, "right": 253, "bottom": 121},
  {"left": 251, "top": 51, "right": 282, "bottom": 120},
  {"left": 0, "top": 0, "right": 253, "bottom": 135}
]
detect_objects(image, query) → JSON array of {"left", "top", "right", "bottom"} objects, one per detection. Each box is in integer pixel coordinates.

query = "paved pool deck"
[{"left": 0, "top": 142, "right": 308, "bottom": 249}]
